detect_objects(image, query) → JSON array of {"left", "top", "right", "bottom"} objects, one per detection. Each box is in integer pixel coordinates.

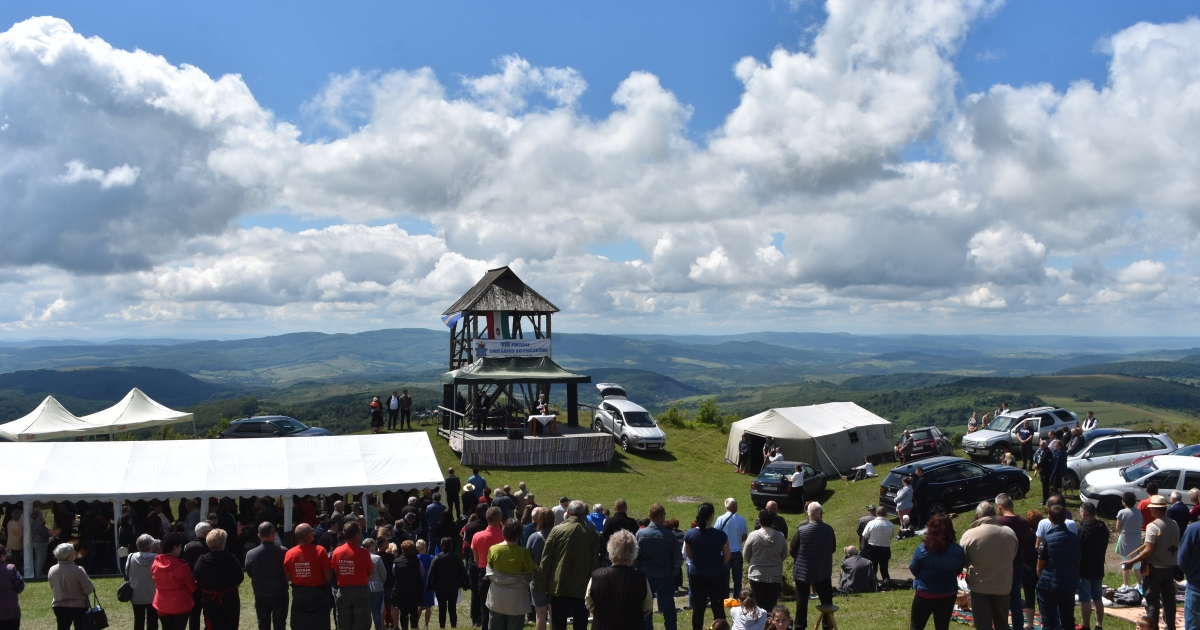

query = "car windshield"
[
  {"left": 1174, "top": 444, "right": 1200, "bottom": 457},
  {"left": 987, "top": 416, "right": 1021, "bottom": 433},
  {"left": 757, "top": 465, "right": 797, "bottom": 482},
  {"left": 1123, "top": 460, "right": 1158, "bottom": 482},
  {"left": 270, "top": 418, "right": 309, "bottom": 434},
  {"left": 622, "top": 411, "right": 656, "bottom": 427}
]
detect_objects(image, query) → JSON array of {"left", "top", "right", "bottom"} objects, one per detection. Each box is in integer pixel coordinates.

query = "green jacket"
[{"left": 533, "top": 516, "right": 599, "bottom": 598}]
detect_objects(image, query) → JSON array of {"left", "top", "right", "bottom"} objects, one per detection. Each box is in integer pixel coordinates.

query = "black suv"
[
  {"left": 218, "top": 416, "right": 332, "bottom": 438},
  {"left": 879, "top": 456, "right": 1029, "bottom": 521}
]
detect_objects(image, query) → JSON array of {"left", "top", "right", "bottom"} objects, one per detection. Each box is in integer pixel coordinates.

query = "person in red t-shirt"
[
  {"left": 331, "top": 522, "right": 373, "bottom": 630},
  {"left": 1138, "top": 482, "right": 1160, "bottom": 530},
  {"left": 469, "top": 508, "right": 505, "bottom": 630},
  {"left": 284, "top": 524, "right": 333, "bottom": 630}
]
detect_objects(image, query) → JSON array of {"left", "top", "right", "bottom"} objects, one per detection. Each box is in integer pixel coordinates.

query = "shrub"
[{"left": 658, "top": 403, "right": 692, "bottom": 429}]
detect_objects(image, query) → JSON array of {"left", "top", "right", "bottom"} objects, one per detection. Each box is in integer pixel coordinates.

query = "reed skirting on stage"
[{"left": 457, "top": 432, "right": 614, "bottom": 467}]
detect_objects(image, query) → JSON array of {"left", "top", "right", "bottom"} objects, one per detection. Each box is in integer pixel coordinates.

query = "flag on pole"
[
  {"left": 441, "top": 311, "right": 463, "bottom": 328},
  {"left": 484, "top": 312, "right": 496, "bottom": 339}
]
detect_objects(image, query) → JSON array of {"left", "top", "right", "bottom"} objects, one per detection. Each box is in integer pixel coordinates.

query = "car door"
[
  {"left": 929, "top": 464, "right": 969, "bottom": 509},
  {"left": 1113, "top": 437, "right": 1148, "bottom": 468},
  {"left": 958, "top": 462, "right": 991, "bottom": 506},
  {"left": 1144, "top": 468, "right": 1182, "bottom": 498},
  {"left": 1079, "top": 438, "right": 1119, "bottom": 476},
  {"left": 598, "top": 403, "right": 614, "bottom": 433},
  {"left": 1037, "top": 414, "right": 1056, "bottom": 441},
  {"left": 233, "top": 422, "right": 264, "bottom": 438},
  {"left": 802, "top": 464, "right": 821, "bottom": 495},
  {"left": 1184, "top": 471, "right": 1200, "bottom": 507}
]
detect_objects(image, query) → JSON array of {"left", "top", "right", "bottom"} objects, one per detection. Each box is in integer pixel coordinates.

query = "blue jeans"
[
  {"left": 727, "top": 551, "right": 743, "bottom": 598},
  {"left": 1008, "top": 565, "right": 1023, "bottom": 630},
  {"left": 1037, "top": 589, "right": 1075, "bottom": 630},
  {"left": 368, "top": 591, "right": 384, "bottom": 630},
  {"left": 1185, "top": 587, "right": 1200, "bottom": 630},
  {"left": 647, "top": 575, "right": 677, "bottom": 630}
]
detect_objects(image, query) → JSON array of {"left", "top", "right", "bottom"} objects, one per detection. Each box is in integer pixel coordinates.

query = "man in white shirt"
[
  {"left": 1081, "top": 411, "right": 1098, "bottom": 431},
  {"left": 387, "top": 390, "right": 400, "bottom": 431},
  {"left": 769, "top": 449, "right": 784, "bottom": 464},
  {"left": 714, "top": 498, "right": 749, "bottom": 598},
  {"left": 850, "top": 457, "right": 876, "bottom": 481},
  {"left": 861, "top": 505, "right": 895, "bottom": 581}
]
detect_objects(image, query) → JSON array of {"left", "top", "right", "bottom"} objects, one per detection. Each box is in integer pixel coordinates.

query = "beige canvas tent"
[{"left": 725, "top": 402, "right": 895, "bottom": 475}]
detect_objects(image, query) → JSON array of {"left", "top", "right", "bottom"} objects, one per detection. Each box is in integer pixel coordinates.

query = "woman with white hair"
[
  {"left": 48, "top": 543, "right": 94, "bottom": 630},
  {"left": 585, "top": 529, "right": 651, "bottom": 630},
  {"left": 127, "top": 534, "right": 160, "bottom": 630}
]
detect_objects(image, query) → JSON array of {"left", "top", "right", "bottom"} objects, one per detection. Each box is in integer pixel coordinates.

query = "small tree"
[
  {"left": 658, "top": 403, "right": 692, "bottom": 429},
  {"left": 695, "top": 399, "right": 724, "bottom": 426}
]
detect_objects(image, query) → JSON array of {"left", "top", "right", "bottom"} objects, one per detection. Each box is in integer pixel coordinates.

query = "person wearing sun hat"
[{"left": 1124, "top": 494, "right": 1180, "bottom": 630}]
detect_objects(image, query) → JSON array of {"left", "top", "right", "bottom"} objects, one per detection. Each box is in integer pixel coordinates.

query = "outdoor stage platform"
[{"left": 437, "top": 425, "right": 614, "bottom": 467}]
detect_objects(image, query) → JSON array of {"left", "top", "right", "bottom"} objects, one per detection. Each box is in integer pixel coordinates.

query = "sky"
[{"left": 1, "top": 0, "right": 1199, "bottom": 339}]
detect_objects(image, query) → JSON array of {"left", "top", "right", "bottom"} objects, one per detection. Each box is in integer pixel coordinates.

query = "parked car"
[
  {"left": 903, "top": 426, "right": 954, "bottom": 462},
  {"left": 879, "top": 456, "right": 1030, "bottom": 521},
  {"left": 1131, "top": 442, "right": 1200, "bottom": 466},
  {"left": 750, "top": 460, "right": 828, "bottom": 509},
  {"left": 592, "top": 383, "right": 667, "bottom": 452},
  {"left": 1080, "top": 454, "right": 1200, "bottom": 518},
  {"left": 218, "top": 416, "right": 332, "bottom": 438},
  {"left": 1066, "top": 428, "right": 1130, "bottom": 456},
  {"left": 960, "top": 407, "right": 1079, "bottom": 462},
  {"left": 1063, "top": 430, "right": 1176, "bottom": 490}
]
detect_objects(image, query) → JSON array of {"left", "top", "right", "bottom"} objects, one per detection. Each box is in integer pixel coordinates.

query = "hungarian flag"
[{"left": 484, "top": 311, "right": 511, "bottom": 339}]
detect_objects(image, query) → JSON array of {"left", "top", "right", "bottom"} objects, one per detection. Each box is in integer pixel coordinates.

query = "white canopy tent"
[
  {"left": 80, "top": 388, "right": 196, "bottom": 437},
  {"left": 725, "top": 401, "right": 895, "bottom": 475},
  {"left": 1, "top": 432, "right": 444, "bottom": 578},
  {"left": 0, "top": 396, "right": 105, "bottom": 442}
]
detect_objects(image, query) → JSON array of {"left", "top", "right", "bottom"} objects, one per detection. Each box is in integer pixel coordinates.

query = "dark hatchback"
[
  {"left": 879, "top": 456, "right": 1029, "bottom": 520},
  {"left": 750, "top": 461, "right": 828, "bottom": 509},
  {"left": 218, "top": 416, "right": 333, "bottom": 438}
]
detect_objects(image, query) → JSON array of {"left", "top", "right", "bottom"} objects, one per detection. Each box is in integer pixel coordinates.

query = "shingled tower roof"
[{"left": 443, "top": 266, "right": 560, "bottom": 315}]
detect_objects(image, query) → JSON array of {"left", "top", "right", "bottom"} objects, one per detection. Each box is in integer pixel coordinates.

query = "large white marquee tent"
[{"left": 2, "top": 432, "right": 444, "bottom": 578}]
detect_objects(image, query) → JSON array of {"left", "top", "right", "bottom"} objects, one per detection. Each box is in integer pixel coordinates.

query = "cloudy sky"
[{"left": 1, "top": 0, "right": 1199, "bottom": 339}]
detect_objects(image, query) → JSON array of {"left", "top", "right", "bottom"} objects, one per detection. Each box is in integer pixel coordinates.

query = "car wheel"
[
  {"left": 927, "top": 501, "right": 948, "bottom": 519},
  {"left": 1005, "top": 483, "right": 1025, "bottom": 501},
  {"left": 594, "top": 418, "right": 605, "bottom": 433},
  {"left": 1062, "top": 472, "right": 1079, "bottom": 491},
  {"left": 1098, "top": 496, "right": 1122, "bottom": 519},
  {"left": 990, "top": 445, "right": 1009, "bottom": 463},
  {"left": 621, "top": 436, "right": 630, "bottom": 451}
]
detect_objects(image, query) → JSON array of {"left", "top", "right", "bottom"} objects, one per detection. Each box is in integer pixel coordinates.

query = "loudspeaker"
[{"left": 507, "top": 427, "right": 524, "bottom": 440}]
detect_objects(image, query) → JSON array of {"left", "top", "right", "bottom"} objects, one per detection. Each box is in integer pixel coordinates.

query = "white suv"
[
  {"left": 1064, "top": 430, "right": 1177, "bottom": 490},
  {"left": 961, "top": 407, "right": 1078, "bottom": 462},
  {"left": 592, "top": 383, "right": 667, "bottom": 452}
]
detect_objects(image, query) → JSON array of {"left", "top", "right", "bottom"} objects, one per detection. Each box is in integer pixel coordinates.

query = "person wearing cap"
[
  {"left": 552, "top": 497, "right": 570, "bottom": 526},
  {"left": 1125, "top": 494, "right": 1180, "bottom": 630}
]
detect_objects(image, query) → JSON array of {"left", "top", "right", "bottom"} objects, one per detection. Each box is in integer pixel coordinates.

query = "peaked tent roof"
[
  {"left": 0, "top": 396, "right": 103, "bottom": 442},
  {"left": 80, "top": 388, "right": 194, "bottom": 434},
  {"left": 440, "top": 356, "right": 591, "bottom": 384},
  {"left": 443, "top": 266, "right": 559, "bottom": 315},
  {"left": 724, "top": 402, "right": 894, "bottom": 474}
]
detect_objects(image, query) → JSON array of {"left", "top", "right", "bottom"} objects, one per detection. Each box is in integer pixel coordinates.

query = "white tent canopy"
[
  {"left": 80, "top": 388, "right": 195, "bottom": 435},
  {"left": 725, "top": 401, "right": 895, "bottom": 475},
  {"left": 0, "top": 396, "right": 104, "bottom": 442}
]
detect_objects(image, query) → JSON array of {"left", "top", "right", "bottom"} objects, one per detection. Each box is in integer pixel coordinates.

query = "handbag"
[
  {"left": 116, "top": 580, "right": 133, "bottom": 603},
  {"left": 84, "top": 593, "right": 109, "bottom": 630}
]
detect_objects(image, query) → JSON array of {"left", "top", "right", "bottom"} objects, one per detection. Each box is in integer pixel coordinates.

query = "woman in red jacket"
[{"left": 151, "top": 534, "right": 197, "bottom": 630}]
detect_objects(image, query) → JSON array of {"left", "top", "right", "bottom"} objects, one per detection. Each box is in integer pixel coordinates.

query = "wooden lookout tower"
[{"left": 442, "top": 266, "right": 559, "bottom": 370}]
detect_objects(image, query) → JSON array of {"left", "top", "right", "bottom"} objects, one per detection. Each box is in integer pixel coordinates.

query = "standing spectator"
[
  {"left": 909, "top": 514, "right": 963, "bottom": 630},
  {"left": 283, "top": 524, "right": 332, "bottom": 630},
  {"left": 194, "top": 529, "right": 244, "bottom": 630},
  {"left": 1169, "top": 491, "right": 1191, "bottom": 535},
  {"left": 470, "top": 508, "right": 505, "bottom": 630},
  {"left": 369, "top": 397, "right": 384, "bottom": 434},
  {"left": 486, "top": 519, "right": 535, "bottom": 630},
  {"left": 462, "top": 505, "right": 489, "bottom": 626},
  {"left": 246, "top": 522, "right": 289, "bottom": 630},
  {"left": 331, "top": 522, "right": 374, "bottom": 630},
  {"left": 789, "top": 502, "right": 835, "bottom": 630},
  {"left": 601, "top": 500, "right": 638, "bottom": 550},
  {"left": 49, "top": 543, "right": 94, "bottom": 630},
  {"left": 467, "top": 469, "right": 489, "bottom": 502},
  {"left": 391, "top": 540, "right": 423, "bottom": 630},
  {"left": 635, "top": 504, "right": 682, "bottom": 630},
  {"left": 1049, "top": 441, "right": 1067, "bottom": 497},
  {"left": 1035, "top": 505, "right": 1080, "bottom": 630},
  {"left": 387, "top": 390, "right": 401, "bottom": 431},
  {"left": 415, "top": 540, "right": 435, "bottom": 628},
  {"left": 1076, "top": 502, "right": 1110, "bottom": 630},
  {"left": 534, "top": 501, "right": 599, "bottom": 630},
  {"left": 127, "top": 534, "right": 160, "bottom": 630},
  {"left": 1081, "top": 411, "right": 1098, "bottom": 431},
  {"left": 743, "top": 510, "right": 788, "bottom": 613},
  {"left": 512, "top": 483, "right": 531, "bottom": 515},
  {"left": 960, "top": 502, "right": 1017, "bottom": 630},
  {"left": 855, "top": 506, "right": 876, "bottom": 550},
  {"left": 586, "top": 530, "right": 651, "bottom": 630},
  {"left": 444, "top": 469, "right": 462, "bottom": 521},
  {"left": 713, "top": 499, "right": 749, "bottom": 598},
  {"left": 898, "top": 430, "right": 914, "bottom": 464},
  {"left": 684, "top": 503, "right": 730, "bottom": 630},
  {"left": 525, "top": 508, "right": 554, "bottom": 630},
  {"left": 398, "top": 390, "right": 413, "bottom": 430},
  {"left": 426, "top": 536, "right": 467, "bottom": 630},
  {"left": 1138, "top": 482, "right": 1161, "bottom": 530},
  {"left": 1021, "top": 511, "right": 1043, "bottom": 630},
  {"left": 1066, "top": 429, "right": 1084, "bottom": 455},
  {"left": 552, "top": 498, "right": 570, "bottom": 527},
  {"left": 995, "top": 494, "right": 1031, "bottom": 630},
  {"left": 761, "top": 437, "right": 775, "bottom": 473},
  {"left": 182, "top": 523, "right": 212, "bottom": 630},
  {"left": 755, "top": 502, "right": 788, "bottom": 538},
  {"left": 493, "top": 491, "right": 516, "bottom": 523},
  {"left": 0, "top": 544, "right": 25, "bottom": 630},
  {"left": 4, "top": 511, "right": 22, "bottom": 577},
  {"left": 31, "top": 510, "right": 51, "bottom": 579},
  {"left": 586, "top": 505, "right": 606, "bottom": 533},
  {"left": 1124, "top": 495, "right": 1179, "bottom": 630},
  {"left": 1033, "top": 441, "right": 1053, "bottom": 504},
  {"left": 360, "top": 539, "right": 386, "bottom": 630},
  {"left": 861, "top": 505, "right": 894, "bottom": 582},
  {"left": 968, "top": 413, "right": 979, "bottom": 433},
  {"left": 895, "top": 479, "right": 915, "bottom": 526},
  {"left": 737, "top": 435, "right": 751, "bottom": 474},
  {"left": 152, "top": 534, "right": 196, "bottom": 630},
  {"left": 181, "top": 502, "right": 201, "bottom": 542},
  {"left": 1178, "top": 516, "right": 1200, "bottom": 630},
  {"left": 837, "top": 547, "right": 876, "bottom": 594},
  {"left": 911, "top": 468, "right": 930, "bottom": 528},
  {"left": 1017, "top": 420, "right": 1034, "bottom": 471}
]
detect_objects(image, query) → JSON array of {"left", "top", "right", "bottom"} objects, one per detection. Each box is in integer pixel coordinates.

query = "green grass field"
[{"left": 13, "top": 420, "right": 1141, "bottom": 629}]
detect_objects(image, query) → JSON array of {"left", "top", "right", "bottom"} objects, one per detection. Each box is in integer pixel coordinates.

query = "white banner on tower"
[{"left": 473, "top": 338, "right": 552, "bottom": 358}]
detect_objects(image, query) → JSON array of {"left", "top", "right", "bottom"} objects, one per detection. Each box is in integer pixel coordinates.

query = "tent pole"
[
  {"left": 21, "top": 499, "right": 32, "bottom": 579},
  {"left": 283, "top": 495, "right": 294, "bottom": 533},
  {"left": 192, "top": 418, "right": 197, "bottom": 439}
]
